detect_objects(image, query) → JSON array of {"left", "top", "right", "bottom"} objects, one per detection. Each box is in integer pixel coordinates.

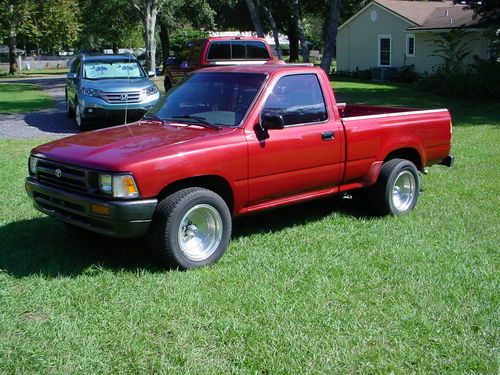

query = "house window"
[
  {"left": 406, "top": 34, "right": 415, "bottom": 57},
  {"left": 378, "top": 35, "right": 391, "bottom": 66}
]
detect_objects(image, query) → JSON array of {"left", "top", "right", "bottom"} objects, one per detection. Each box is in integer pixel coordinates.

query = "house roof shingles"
[{"left": 372, "top": 0, "right": 480, "bottom": 30}]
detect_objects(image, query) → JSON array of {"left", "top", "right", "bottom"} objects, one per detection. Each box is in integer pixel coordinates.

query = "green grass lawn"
[
  {"left": 0, "top": 80, "right": 498, "bottom": 373},
  {"left": 0, "top": 83, "right": 54, "bottom": 114},
  {"left": 0, "top": 68, "right": 68, "bottom": 78}
]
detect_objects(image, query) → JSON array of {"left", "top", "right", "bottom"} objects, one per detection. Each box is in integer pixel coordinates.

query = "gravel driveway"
[{"left": 0, "top": 76, "right": 77, "bottom": 139}]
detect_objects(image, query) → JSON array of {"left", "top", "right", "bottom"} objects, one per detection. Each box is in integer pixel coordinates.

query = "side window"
[
  {"left": 262, "top": 74, "right": 327, "bottom": 126},
  {"left": 246, "top": 41, "right": 270, "bottom": 59},
  {"left": 207, "top": 41, "right": 231, "bottom": 60},
  {"left": 189, "top": 42, "right": 203, "bottom": 63}
]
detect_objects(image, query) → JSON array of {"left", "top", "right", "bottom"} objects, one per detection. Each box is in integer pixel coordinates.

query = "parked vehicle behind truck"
[
  {"left": 27, "top": 65, "right": 453, "bottom": 269},
  {"left": 164, "top": 36, "right": 275, "bottom": 91},
  {"left": 66, "top": 54, "right": 161, "bottom": 131}
]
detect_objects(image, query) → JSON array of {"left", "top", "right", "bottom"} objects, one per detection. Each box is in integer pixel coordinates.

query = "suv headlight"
[
  {"left": 28, "top": 156, "right": 38, "bottom": 175},
  {"left": 144, "top": 85, "right": 158, "bottom": 96},
  {"left": 98, "top": 173, "right": 139, "bottom": 198},
  {"left": 80, "top": 87, "right": 104, "bottom": 98}
]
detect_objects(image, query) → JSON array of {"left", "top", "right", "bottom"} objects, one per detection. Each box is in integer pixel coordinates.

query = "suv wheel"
[
  {"left": 75, "top": 102, "right": 89, "bottom": 131},
  {"left": 66, "top": 93, "right": 75, "bottom": 118}
]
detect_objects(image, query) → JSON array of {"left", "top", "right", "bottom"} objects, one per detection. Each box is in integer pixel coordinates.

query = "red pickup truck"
[
  {"left": 164, "top": 36, "right": 275, "bottom": 90},
  {"left": 26, "top": 65, "right": 453, "bottom": 269}
]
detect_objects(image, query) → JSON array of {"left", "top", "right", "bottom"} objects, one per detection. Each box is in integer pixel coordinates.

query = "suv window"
[
  {"left": 262, "top": 74, "right": 328, "bottom": 126},
  {"left": 207, "top": 41, "right": 270, "bottom": 60}
]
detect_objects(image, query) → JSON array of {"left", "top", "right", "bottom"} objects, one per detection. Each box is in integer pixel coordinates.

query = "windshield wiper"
[
  {"left": 142, "top": 114, "right": 165, "bottom": 123},
  {"left": 170, "top": 115, "right": 222, "bottom": 130}
]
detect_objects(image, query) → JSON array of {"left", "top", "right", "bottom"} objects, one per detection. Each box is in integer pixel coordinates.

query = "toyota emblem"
[
  {"left": 54, "top": 169, "right": 62, "bottom": 178},
  {"left": 120, "top": 94, "right": 128, "bottom": 101}
]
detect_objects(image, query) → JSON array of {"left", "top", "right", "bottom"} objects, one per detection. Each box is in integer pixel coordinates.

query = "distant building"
[{"left": 336, "top": 0, "right": 491, "bottom": 74}]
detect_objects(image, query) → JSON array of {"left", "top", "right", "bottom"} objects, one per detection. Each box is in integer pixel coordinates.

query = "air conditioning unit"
[{"left": 372, "top": 67, "right": 397, "bottom": 82}]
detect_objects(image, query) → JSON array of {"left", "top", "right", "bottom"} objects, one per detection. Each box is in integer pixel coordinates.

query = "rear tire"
[
  {"left": 148, "top": 187, "right": 232, "bottom": 269},
  {"left": 369, "top": 158, "right": 420, "bottom": 215}
]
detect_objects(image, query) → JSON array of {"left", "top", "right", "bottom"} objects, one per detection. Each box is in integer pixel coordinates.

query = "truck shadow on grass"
[{"left": 0, "top": 196, "right": 372, "bottom": 278}]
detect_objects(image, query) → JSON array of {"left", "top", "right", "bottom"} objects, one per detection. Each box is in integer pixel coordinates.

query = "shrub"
[
  {"left": 417, "top": 58, "right": 500, "bottom": 100},
  {"left": 393, "top": 65, "right": 419, "bottom": 84}
]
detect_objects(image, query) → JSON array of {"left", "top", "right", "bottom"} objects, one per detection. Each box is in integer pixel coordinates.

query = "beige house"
[{"left": 336, "top": 0, "right": 491, "bottom": 74}]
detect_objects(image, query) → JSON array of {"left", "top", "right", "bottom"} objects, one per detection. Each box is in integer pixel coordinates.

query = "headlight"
[
  {"left": 28, "top": 156, "right": 37, "bottom": 175},
  {"left": 80, "top": 87, "right": 104, "bottom": 98},
  {"left": 144, "top": 85, "right": 158, "bottom": 96},
  {"left": 98, "top": 173, "right": 139, "bottom": 198}
]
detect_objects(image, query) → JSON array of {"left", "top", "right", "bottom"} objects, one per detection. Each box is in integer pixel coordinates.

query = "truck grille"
[
  {"left": 36, "top": 159, "right": 88, "bottom": 194},
  {"left": 101, "top": 91, "right": 144, "bottom": 104}
]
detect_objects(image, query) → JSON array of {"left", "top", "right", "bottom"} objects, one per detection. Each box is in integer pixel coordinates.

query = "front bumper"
[
  {"left": 25, "top": 177, "right": 157, "bottom": 238},
  {"left": 79, "top": 93, "right": 160, "bottom": 122}
]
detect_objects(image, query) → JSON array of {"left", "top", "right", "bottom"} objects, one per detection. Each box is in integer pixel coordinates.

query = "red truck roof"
[{"left": 199, "top": 64, "right": 319, "bottom": 75}]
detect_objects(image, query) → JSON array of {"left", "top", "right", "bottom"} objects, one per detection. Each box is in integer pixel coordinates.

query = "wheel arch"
[
  {"left": 157, "top": 175, "right": 235, "bottom": 215},
  {"left": 383, "top": 147, "right": 422, "bottom": 170}
]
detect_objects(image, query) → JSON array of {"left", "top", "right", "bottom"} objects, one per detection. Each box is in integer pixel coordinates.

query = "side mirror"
[
  {"left": 148, "top": 71, "right": 155, "bottom": 77},
  {"left": 260, "top": 113, "right": 285, "bottom": 130},
  {"left": 67, "top": 72, "right": 77, "bottom": 80}
]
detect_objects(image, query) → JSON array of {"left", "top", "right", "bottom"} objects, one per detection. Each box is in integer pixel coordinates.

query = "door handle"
[{"left": 321, "top": 131, "right": 335, "bottom": 141}]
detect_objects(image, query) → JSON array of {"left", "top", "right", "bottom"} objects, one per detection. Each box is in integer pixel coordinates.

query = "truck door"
[{"left": 246, "top": 73, "right": 343, "bottom": 206}]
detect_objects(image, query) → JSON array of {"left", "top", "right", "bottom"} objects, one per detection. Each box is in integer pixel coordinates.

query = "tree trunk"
[
  {"left": 244, "top": 0, "right": 264, "bottom": 37},
  {"left": 112, "top": 42, "right": 119, "bottom": 54},
  {"left": 264, "top": 6, "right": 282, "bottom": 59},
  {"left": 292, "top": 0, "right": 309, "bottom": 63},
  {"left": 320, "top": 0, "right": 341, "bottom": 75},
  {"left": 287, "top": 16, "right": 299, "bottom": 62},
  {"left": 9, "top": 29, "right": 18, "bottom": 75},
  {"left": 134, "top": 0, "right": 158, "bottom": 74},
  {"left": 159, "top": 19, "right": 169, "bottom": 75}
]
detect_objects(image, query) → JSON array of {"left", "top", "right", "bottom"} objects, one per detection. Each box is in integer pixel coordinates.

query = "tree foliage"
[{"left": 78, "top": 0, "right": 141, "bottom": 51}]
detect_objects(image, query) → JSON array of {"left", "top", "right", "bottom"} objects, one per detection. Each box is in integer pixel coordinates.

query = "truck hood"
[{"left": 32, "top": 121, "right": 234, "bottom": 171}]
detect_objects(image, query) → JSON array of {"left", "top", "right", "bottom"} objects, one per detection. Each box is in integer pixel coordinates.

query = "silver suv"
[{"left": 66, "top": 54, "right": 160, "bottom": 130}]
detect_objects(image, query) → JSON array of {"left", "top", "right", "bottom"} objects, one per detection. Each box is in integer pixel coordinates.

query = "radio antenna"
[{"left": 124, "top": 47, "right": 132, "bottom": 125}]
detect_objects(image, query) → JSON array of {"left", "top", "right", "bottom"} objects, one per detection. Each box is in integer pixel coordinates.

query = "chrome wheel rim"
[
  {"left": 75, "top": 103, "right": 81, "bottom": 128},
  {"left": 392, "top": 170, "right": 416, "bottom": 212},
  {"left": 177, "top": 204, "right": 223, "bottom": 261}
]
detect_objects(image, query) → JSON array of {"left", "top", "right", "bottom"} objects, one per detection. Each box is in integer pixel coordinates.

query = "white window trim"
[
  {"left": 406, "top": 34, "right": 416, "bottom": 57},
  {"left": 378, "top": 35, "right": 392, "bottom": 67}
]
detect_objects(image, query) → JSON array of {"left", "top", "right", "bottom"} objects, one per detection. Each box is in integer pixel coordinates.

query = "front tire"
[
  {"left": 66, "top": 93, "right": 75, "bottom": 118},
  {"left": 370, "top": 158, "right": 420, "bottom": 215},
  {"left": 75, "top": 102, "right": 89, "bottom": 131},
  {"left": 148, "top": 188, "right": 232, "bottom": 269},
  {"left": 164, "top": 77, "right": 173, "bottom": 92}
]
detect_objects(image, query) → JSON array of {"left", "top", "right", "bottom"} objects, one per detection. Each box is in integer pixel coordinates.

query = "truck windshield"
[
  {"left": 148, "top": 72, "right": 266, "bottom": 127},
  {"left": 83, "top": 60, "right": 145, "bottom": 80}
]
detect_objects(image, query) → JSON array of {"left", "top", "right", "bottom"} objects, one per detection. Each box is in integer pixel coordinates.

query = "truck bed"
[{"left": 337, "top": 103, "right": 419, "bottom": 118}]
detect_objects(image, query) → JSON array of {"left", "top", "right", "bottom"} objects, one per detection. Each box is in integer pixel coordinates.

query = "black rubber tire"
[
  {"left": 369, "top": 158, "right": 420, "bottom": 216},
  {"left": 66, "top": 92, "right": 75, "bottom": 118},
  {"left": 75, "top": 101, "right": 90, "bottom": 131},
  {"left": 164, "top": 77, "right": 173, "bottom": 92},
  {"left": 148, "top": 187, "right": 232, "bottom": 269}
]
